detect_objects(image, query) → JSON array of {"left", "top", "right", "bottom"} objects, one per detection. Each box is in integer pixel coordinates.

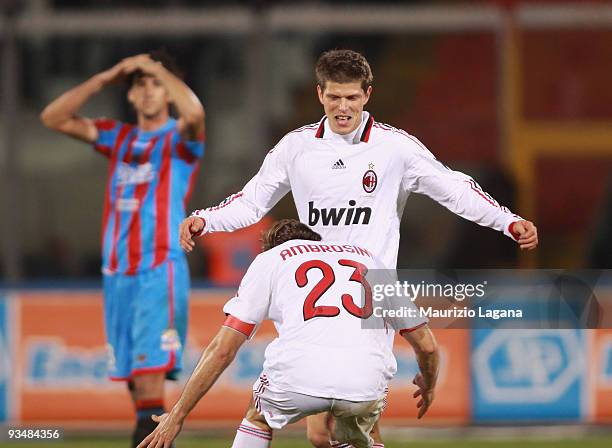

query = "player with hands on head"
[
  {"left": 41, "top": 49, "right": 205, "bottom": 447},
  {"left": 139, "top": 219, "right": 439, "bottom": 448},
  {"left": 179, "top": 49, "right": 537, "bottom": 447}
]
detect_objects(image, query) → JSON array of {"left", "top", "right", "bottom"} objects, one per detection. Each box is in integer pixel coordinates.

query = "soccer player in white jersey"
[
  {"left": 179, "top": 49, "right": 538, "bottom": 447},
  {"left": 139, "top": 219, "right": 439, "bottom": 448}
]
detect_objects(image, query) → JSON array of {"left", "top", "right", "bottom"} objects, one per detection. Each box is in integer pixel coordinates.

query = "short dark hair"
[
  {"left": 315, "top": 49, "right": 373, "bottom": 92},
  {"left": 261, "top": 219, "right": 322, "bottom": 251},
  {"left": 128, "top": 48, "right": 183, "bottom": 87}
]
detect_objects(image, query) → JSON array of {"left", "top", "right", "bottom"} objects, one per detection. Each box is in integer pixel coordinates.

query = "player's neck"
[
  {"left": 326, "top": 111, "right": 368, "bottom": 143},
  {"left": 137, "top": 111, "right": 170, "bottom": 132}
]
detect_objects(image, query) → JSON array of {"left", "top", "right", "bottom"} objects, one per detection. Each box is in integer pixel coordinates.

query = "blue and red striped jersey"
[{"left": 94, "top": 118, "right": 204, "bottom": 275}]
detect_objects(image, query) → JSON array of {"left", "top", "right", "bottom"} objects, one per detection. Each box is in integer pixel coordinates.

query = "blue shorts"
[{"left": 102, "top": 257, "right": 189, "bottom": 381}]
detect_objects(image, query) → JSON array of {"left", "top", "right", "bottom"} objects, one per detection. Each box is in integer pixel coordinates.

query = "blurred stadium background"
[{"left": 1, "top": 0, "right": 612, "bottom": 446}]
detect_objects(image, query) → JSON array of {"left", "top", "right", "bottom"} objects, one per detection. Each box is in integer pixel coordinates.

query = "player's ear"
[
  {"left": 163, "top": 88, "right": 172, "bottom": 105},
  {"left": 316, "top": 84, "right": 324, "bottom": 104},
  {"left": 363, "top": 86, "right": 372, "bottom": 105},
  {"left": 127, "top": 87, "right": 136, "bottom": 106}
]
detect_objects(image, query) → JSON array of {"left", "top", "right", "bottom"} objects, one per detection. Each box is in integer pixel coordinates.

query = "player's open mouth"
[{"left": 335, "top": 115, "right": 351, "bottom": 123}]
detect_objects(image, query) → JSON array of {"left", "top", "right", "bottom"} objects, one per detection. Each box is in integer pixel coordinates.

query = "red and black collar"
[
  {"left": 314, "top": 114, "right": 374, "bottom": 143},
  {"left": 315, "top": 117, "right": 326, "bottom": 138},
  {"left": 359, "top": 115, "right": 374, "bottom": 143}
]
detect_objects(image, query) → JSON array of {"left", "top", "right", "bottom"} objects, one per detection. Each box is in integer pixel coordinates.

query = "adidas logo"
[{"left": 332, "top": 159, "right": 346, "bottom": 169}]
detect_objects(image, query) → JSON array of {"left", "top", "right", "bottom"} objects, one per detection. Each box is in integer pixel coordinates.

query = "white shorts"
[{"left": 253, "top": 374, "right": 386, "bottom": 448}]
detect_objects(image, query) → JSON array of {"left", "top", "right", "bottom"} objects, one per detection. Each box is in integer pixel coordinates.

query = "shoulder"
[
  {"left": 94, "top": 117, "right": 126, "bottom": 132},
  {"left": 372, "top": 121, "right": 424, "bottom": 148},
  {"left": 167, "top": 119, "right": 187, "bottom": 139},
  {"left": 286, "top": 121, "right": 321, "bottom": 138},
  {"left": 265, "top": 120, "right": 320, "bottom": 157},
  {"left": 246, "top": 250, "right": 279, "bottom": 278},
  {"left": 277, "top": 121, "right": 320, "bottom": 145},
  {"left": 93, "top": 119, "right": 134, "bottom": 148},
  {"left": 371, "top": 120, "right": 435, "bottom": 159}
]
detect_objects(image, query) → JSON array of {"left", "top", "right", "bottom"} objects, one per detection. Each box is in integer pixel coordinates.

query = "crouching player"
[{"left": 138, "top": 219, "right": 439, "bottom": 448}]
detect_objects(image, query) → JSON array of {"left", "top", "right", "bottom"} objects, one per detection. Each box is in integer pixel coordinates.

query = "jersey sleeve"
[
  {"left": 172, "top": 132, "right": 205, "bottom": 164},
  {"left": 401, "top": 138, "right": 523, "bottom": 241},
  {"left": 191, "top": 138, "right": 291, "bottom": 233},
  {"left": 182, "top": 139, "right": 205, "bottom": 159},
  {"left": 223, "top": 254, "right": 273, "bottom": 338},
  {"left": 93, "top": 118, "right": 121, "bottom": 159}
]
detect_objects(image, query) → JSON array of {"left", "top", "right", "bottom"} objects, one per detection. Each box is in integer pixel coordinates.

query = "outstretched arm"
[
  {"left": 140, "top": 257, "right": 273, "bottom": 447},
  {"left": 137, "top": 326, "right": 246, "bottom": 448},
  {"left": 179, "top": 141, "right": 291, "bottom": 251},
  {"left": 405, "top": 150, "right": 538, "bottom": 250},
  {"left": 124, "top": 54, "right": 205, "bottom": 141},
  {"left": 179, "top": 187, "right": 275, "bottom": 253},
  {"left": 401, "top": 325, "right": 439, "bottom": 419},
  {"left": 40, "top": 59, "right": 130, "bottom": 143}
]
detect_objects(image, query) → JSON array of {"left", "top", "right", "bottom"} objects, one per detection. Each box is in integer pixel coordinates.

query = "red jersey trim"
[
  {"left": 135, "top": 398, "right": 164, "bottom": 410},
  {"left": 399, "top": 322, "right": 427, "bottom": 336},
  {"left": 94, "top": 144, "right": 112, "bottom": 158},
  {"left": 184, "top": 163, "right": 200, "bottom": 209},
  {"left": 465, "top": 179, "right": 498, "bottom": 208},
  {"left": 509, "top": 221, "right": 521, "bottom": 240},
  {"left": 125, "top": 137, "right": 158, "bottom": 275},
  {"left": 109, "top": 131, "right": 138, "bottom": 272},
  {"left": 223, "top": 315, "right": 256, "bottom": 338},
  {"left": 108, "top": 351, "right": 177, "bottom": 381},
  {"left": 153, "top": 133, "right": 172, "bottom": 268},
  {"left": 315, "top": 118, "right": 326, "bottom": 138},
  {"left": 101, "top": 125, "right": 132, "bottom": 261},
  {"left": 360, "top": 115, "right": 375, "bottom": 142},
  {"left": 289, "top": 123, "right": 319, "bottom": 135},
  {"left": 205, "top": 192, "right": 244, "bottom": 212},
  {"left": 176, "top": 141, "right": 199, "bottom": 164},
  {"left": 94, "top": 118, "right": 117, "bottom": 131},
  {"left": 131, "top": 351, "right": 177, "bottom": 377},
  {"left": 109, "top": 376, "right": 131, "bottom": 382}
]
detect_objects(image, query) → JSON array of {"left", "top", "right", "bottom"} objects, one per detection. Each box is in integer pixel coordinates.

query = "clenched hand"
[
  {"left": 179, "top": 216, "right": 205, "bottom": 252},
  {"left": 511, "top": 220, "right": 538, "bottom": 250}
]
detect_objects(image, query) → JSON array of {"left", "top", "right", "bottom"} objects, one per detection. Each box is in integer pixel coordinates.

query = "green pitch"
[{"left": 3, "top": 436, "right": 612, "bottom": 447}]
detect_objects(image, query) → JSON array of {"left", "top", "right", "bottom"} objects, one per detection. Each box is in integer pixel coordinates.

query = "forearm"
[
  {"left": 172, "top": 337, "right": 238, "bottom": 419},
  {"left": 403, "top": 326, "right": 439, "bottom": 388},
  {"left": 453, "top": 179, "right": 521, "bottom": 237},
  {"left": 415, "top": 348, "right": 439, "bottom": 389},
  {"left": 192, "top": 176, "right": 285, "bottom": 234},
  {"left": 153, "top": 66, "right": 204, "bottom": 136},
  {"left": 190, "top": 148, "right": 289, "bottom": 234},
  {"left": 41, "top": 75, "right": 104, "bottom": 128},
  {"left": 192, "top": 198, "right": 264, "bottom": 234},
  {"left": 412, "top": 158, "right": 521, "bottom": 238}
]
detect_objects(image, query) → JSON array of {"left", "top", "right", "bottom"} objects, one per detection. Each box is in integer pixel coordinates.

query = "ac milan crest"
[{"left": 362, "top": 169, "right": 377, "bottom": 193}]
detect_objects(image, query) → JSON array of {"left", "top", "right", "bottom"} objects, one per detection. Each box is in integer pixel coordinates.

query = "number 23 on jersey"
[{"left": 295, "top": 258, "right": 373, "bottom": 321}]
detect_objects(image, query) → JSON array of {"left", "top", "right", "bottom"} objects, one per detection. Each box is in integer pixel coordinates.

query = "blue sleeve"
[
  {"left": 182, "top": 139, "right": 205, "bottom": 159},
  {"left": 173, "top": 130, "right": 205, "bottom": 163}
]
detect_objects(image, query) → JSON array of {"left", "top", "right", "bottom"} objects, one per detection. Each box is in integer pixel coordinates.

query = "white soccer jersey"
[
  {"left": 193, "top": 112, "right": 521, "bottom": 268},
  {"left": 223, "top": 239, "right": 426, "bottom": 401}
]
